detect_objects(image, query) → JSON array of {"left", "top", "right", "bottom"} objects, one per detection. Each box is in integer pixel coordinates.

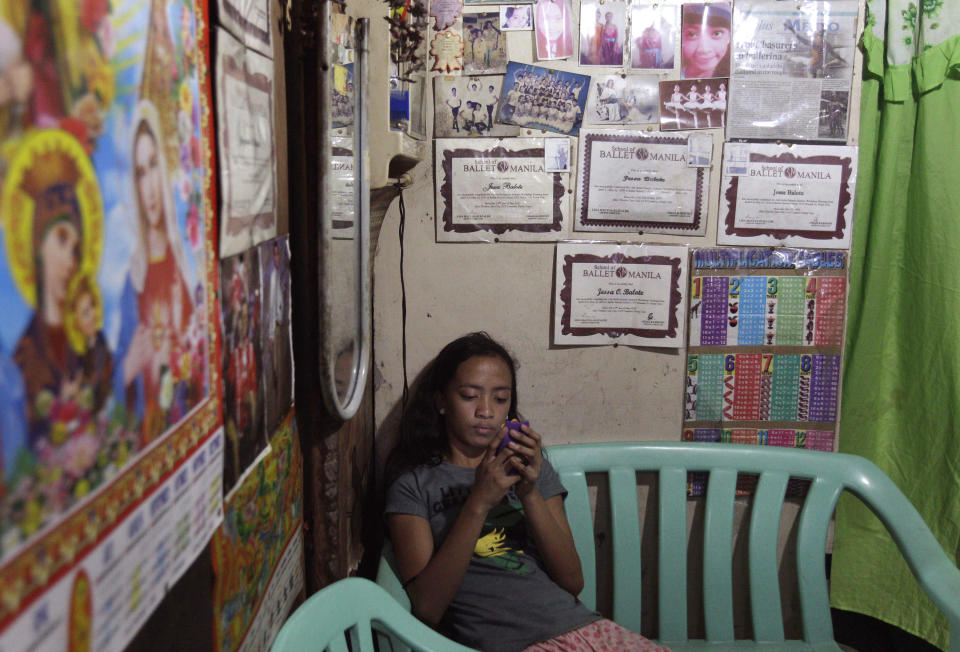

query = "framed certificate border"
[
  {"left": 554, "top": 244, "right": 687, "bottom": 346},
  {"left": 719, "top": 148, "right": 856, "bottom": 248},
  {"left": 575, "top": 131, "right": 708, "bottom": 234},
  {"left": 436, "top": 142, "right": 568, "bottom": 241}
]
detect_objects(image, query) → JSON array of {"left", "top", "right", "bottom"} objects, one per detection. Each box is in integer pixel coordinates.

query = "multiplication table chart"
[{"left": 683, "top": 248, "right": 848, "bottom": 461}]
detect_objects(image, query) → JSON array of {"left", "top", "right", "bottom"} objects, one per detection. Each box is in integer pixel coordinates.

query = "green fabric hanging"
[{"left": 831, "top": 2, "right": 960, "bottom": 650}]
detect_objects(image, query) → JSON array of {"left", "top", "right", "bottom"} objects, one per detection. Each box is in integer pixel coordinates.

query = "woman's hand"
[
  {"left": 505, "top": 423, "right": 543, "bottom": 499},
  {"left": 467, "top": 434, "right": 521, "bottom": 513}
]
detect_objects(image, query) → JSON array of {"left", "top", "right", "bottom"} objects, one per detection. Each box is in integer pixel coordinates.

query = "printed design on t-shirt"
[{"left": 473, "top": 502, "right": 534, "bottom": 574}]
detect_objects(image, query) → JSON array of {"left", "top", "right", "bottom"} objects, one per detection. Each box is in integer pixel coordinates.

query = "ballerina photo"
[{"left": 658, "top": 77, "right": 727, "bottom": 130}]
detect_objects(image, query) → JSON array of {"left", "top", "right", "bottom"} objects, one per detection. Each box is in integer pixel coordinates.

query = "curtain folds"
[{"left": 831, "top": 2, "right": 960, "bottom": 650}]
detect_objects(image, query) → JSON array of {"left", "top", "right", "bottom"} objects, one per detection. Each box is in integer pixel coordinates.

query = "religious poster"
[
  {"left": 717, "top": 143, "right": 858, "bottom": 248},
  {"left": 258, "top": 237, "right": 293, "bottom": 439},
  {"left": 583, "top": 74, "right": 659, "bottom": 126},
  {"left": 220, "top": 249, "right": 268, "bottom": 496},
  {"left": 497, "top": 62, "right": 590, "bottom": 136},
  {"left": 574, "top": 129, "right": 709, "bottom": 235},
  {"left": 630, "top": 4, "right": 677, "bottom": 70},
  {"left": 435, "top": 138, "right": 570, "bottom": 242},
  {"left": 726, "top": 0, "right": 858, "bottom": 141},
  {"left": 212, "top": 414, "right": 304, "bottom": 652},
  {"left": 0, "top": 0, "right": 222, "bottom": 643},
  {"left": 216, "top": 27, "right": 278, "bottom": 258},
  {"left": 332, "top": 63, "right": 355, "bottom": 129},
  {"left": 659, "top": 77, "right": 727, "bottom": 130},
  {"left": 463, "top": 12, "right": 508, "bottom": 74},
  {"left": 553, "top": 242, "right": 688, "bottom": 347},
  {"left": 217, "top": 0, "right": 272, "bottom": 57},
  {"left": 578, "top": 0, "right": 628, "bottom": 66},
  {"left": 434, "top": 76, "right": 520, "bottom": 138},
  {"left": 683, "top": 248, "right": 848, "bottom": 492}
]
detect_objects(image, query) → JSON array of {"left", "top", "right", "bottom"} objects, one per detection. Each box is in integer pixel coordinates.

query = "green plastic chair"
[
  {"left": 375, "top": 442, "right": 960, "bottom": 652},
  {"left": 270, "top": 577, "right": 475, "bottom": 652},
  {"left": 546, "top": 442, "right": 960, "bottom": 652}
]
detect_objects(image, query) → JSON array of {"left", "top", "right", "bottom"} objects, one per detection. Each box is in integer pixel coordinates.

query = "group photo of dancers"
[
  {"left": 659, "top": 77, "right": 728, "bottom": 130},
  {"left": 433, "top": 76, "right": 520, "bottom": 138},
  {"left": 497, "top": 63, "right": 590, "bottom": 135}
]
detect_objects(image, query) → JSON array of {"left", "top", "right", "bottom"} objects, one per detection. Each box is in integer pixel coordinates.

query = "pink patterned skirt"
[{"left": 522, "top": 619, "right": 673, "bottom": 651}]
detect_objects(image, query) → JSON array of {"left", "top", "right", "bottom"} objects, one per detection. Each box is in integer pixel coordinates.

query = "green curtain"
[{"left": 831, "top": 1, "right": 960, "bottom": 650}]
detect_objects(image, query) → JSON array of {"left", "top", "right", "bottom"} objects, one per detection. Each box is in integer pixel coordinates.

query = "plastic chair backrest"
[
  {"left": 271, "top": 577, "right": 475, "bottom": 652},
  {"left": 546, "top": 442, "right": 960, "bottom": 649}
]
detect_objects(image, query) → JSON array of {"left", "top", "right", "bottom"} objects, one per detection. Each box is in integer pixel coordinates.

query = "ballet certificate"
[
  {"left": 435, "top": 138, "right": 569, "bottom": 242},
  {"left": 575, "top": 130, "right": 708, "bottom": 235},
  {"left": 553, "top": 242, "right": 688, "bottom": 347},
  {"left": 718, "top": 143, "right": 858, "bottom": 249}
]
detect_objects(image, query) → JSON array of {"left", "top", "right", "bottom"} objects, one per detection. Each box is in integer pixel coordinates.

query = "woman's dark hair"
[
  {"left": 681, "top": 3, "right": 731, "bottom": 76},
  {"left": 383, "top": 332, "right": 519, "bottom": 489}
]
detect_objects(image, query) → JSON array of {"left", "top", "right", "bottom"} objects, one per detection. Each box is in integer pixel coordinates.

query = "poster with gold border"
[{"left": 0, "top": 0, "right": 223, "bottom": 647}]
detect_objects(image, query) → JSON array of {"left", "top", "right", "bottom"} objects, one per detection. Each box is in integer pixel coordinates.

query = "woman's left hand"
[{"left": 506, "top": 423, "right": 543, "bottom": 497}]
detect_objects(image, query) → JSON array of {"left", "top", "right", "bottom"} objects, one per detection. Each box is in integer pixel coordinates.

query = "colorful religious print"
[
  {"left": 212, "top": 413, "right": 303, "bottom": 652},
  {"left": 216, "top": 27, "right": 278, "bottom": 258},
  {"left": 433, "top": 76, "right": 521, "bottom": 138},
  {"left": 574, "top": 129, "right": 710, "bottom": 235},
  {"left": 682, "top": 248, "right": 847, "bottom": 471},
  {"left": 0, "top": 0, "right": 222, "bottom": 642},
  {"left": 553, "top": 241, "right": 689, "bottom": 347},
  {"left": 434, "top": 138, "right": 571, "bottom": 243},
  {"left": 726, "top": 0, "right": 858, "bottom": 141},
  {"left": 497, "top": 62, "right": 590, "bottom": 136},
  {"left": 258, "top": 237, "right": 292, "bottom": 439},
  {"left": 220, "top": 249, "right": 268, "bottom": 496},
  {"left": 717, "top": 143, "right": 858, "bottom": 249},
  {"left": 462, "top": 12, "right": 507, "bottom": 74}
]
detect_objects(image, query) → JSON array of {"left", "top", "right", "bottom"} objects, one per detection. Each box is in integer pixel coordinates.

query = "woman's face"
[
  {"left": 681, "top": 19, "right": 730, "bottom": 77},
  {"left": 40, "top": 221, "right": 80, "bottom": 304},
  {"left": 437, "top": 354, "right": 513, "bottom": 456},
  {"left": 134, "top": 129, "right": 164, "bottom": 229},
  {"left": 76, "top": 292, "right": 98, "bottom": 337}
]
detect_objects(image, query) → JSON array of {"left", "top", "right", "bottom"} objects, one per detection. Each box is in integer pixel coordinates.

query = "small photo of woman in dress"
[{"left": 578, "top": 0, "right": 627, "bottom": 66}]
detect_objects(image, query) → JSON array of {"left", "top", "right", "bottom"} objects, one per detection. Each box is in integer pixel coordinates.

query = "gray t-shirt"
[{"left": 385, "top": 459, "right": 599, "bottom": 652}]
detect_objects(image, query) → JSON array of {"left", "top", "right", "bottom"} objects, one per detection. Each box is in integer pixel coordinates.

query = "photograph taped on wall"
[
  {"left": 630, "top": 3, "right": 677, "bottom": 70},
  {"left": 717, "top": 142, "right": 858, "bottom": 248},
  {"left": 553, "top": 241, "right": 689, "bottom": 347},
  {"left": 258, "top": 237, "right": 293, "bottom": 439},
  {"left": 497, "top": 62, "right": 590, "bottom": 135},
  {"left": 217, "top": 0, "right": 272, "bottom": 56},
  {"left": 463, "top": 12, "right": 508, "bottom": 73},
  {"left": 435, "top": 138, "right": 570, "bottom": 242},
  {"left": 501, "top": 5, "right": 533, "bottom": 30},
  {"left": 435, "top": 76, "right": 522, "bottom": 138},
  {"left": 578, "top": 0, "right": 628, "bottom": 66},
  {"left": 574, "top": 129, "right": 710, "bottom": 235},
  {"left": 533, "top": 0, "right": 575, "bottom": 60},
  {"left": 0, "top": 0, "right": 223, "bottom": 644},
  {"left": 216, "top": 27, "right": 278, "bottom": 257},
  {"left": 583, "top": 74, "right": 659, "bottom": 126},
  {"left": 726, "top": 0, "right": 858, "bottom": 141},
  {"left": 659, "top": 77, "right": 727, "bottom": 130},
  {"left": 220, "top": 248, "right": 269, "bottom": 497}
]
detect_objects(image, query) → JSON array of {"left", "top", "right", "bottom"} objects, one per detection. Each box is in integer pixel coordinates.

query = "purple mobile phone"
[{"left": 497, "top": 420, "right": 529, "bottom": 454}]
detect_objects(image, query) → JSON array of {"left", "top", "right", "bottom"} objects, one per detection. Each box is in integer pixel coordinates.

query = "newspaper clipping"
[{"left": 726, "top": 0, "right": 858, "bottom": 141}]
